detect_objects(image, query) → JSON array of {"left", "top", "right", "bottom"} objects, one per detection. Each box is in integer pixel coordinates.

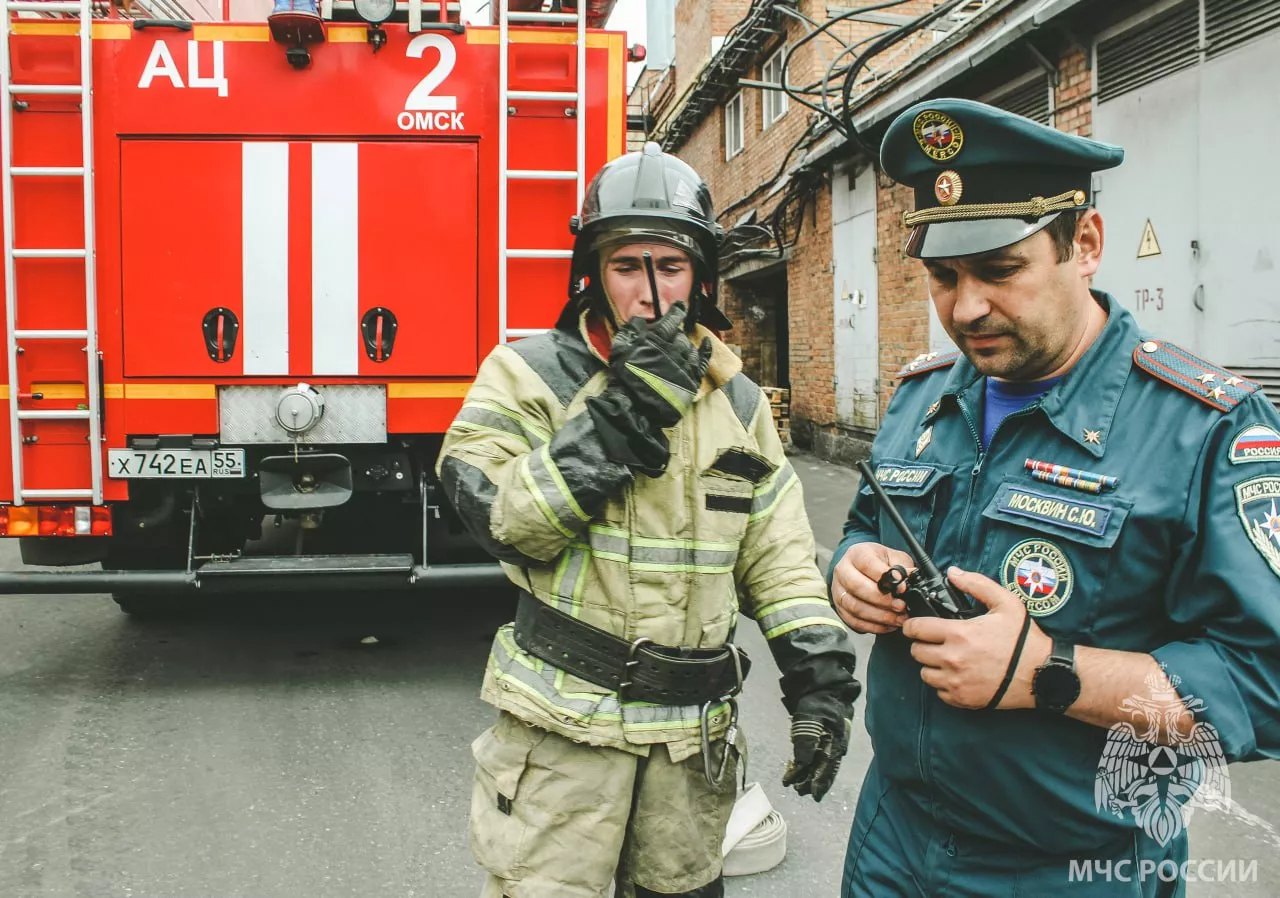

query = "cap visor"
[{"left": 905, "top": 213, "right": 1062, "bottom": 259}]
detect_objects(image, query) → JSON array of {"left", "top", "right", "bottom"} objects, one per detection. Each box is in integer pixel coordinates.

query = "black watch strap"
[
  {"left": 1033, "top": 636, "right": 1080, "bottom": 713},
  {"left": 1050, "top": 637, "right": 1075, "bottom": 667}
]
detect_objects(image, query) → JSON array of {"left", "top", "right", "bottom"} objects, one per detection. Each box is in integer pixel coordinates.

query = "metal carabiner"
[
  {"left": 699, "top": 642, "right": 747, "bottom": 788},
  {"left": 700, "top": 695, "right": 738, "bottom": 789},
  {"left": 723, "top": 642, "right": 746, "bottom": 698}
]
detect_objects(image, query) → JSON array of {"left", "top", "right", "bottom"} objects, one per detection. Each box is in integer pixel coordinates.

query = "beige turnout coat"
[{"left": 437, "top": 313, "right": 853, "bottom": 763}]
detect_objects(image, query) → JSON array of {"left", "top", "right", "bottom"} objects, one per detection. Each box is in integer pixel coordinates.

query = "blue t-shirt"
[{"left": 982, "top": 375, "right": 1063, "bottom": 447}]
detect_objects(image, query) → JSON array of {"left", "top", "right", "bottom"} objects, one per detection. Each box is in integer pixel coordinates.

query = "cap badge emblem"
[
  {"left": 913, "top": 110, "right": 964, "bottom": 162},
  {"left": 934, "top": 170, "right": 963, "bottom": 206}
]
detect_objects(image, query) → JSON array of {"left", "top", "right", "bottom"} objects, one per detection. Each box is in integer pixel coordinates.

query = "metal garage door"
[
  {"left": 832, "top": 162, "right": 880, "bottom": 432},
  {"left": 1093, "top": 0, "right": 1280, "bottom": 406}
]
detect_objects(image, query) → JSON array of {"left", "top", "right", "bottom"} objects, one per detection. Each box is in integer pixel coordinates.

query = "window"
[
  {"left": 761, "top": 47, "right": 788, "bottom": 129},
  {"left": 724, "top": 92, "right": 744, "bottom": 159}
]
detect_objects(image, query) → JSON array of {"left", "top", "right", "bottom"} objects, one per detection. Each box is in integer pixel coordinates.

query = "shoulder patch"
[
  {"left": 1230, "top": 424, "right": 1280, "bottom": 465},
  {"left": 505, "top": 330, "right": 602, "bottom": 409},
  {"left": 897, "top": 350, "right": 961, "bottom": 380},
  {"left": 721, "top": 372, "right": 762, "bottom": 431},
  {"left": 1132, "top": 340, "right": 1259, "bottom": 413},
  {"left": 1235, "top": 475, "right": 1280, "bottom": 579}
]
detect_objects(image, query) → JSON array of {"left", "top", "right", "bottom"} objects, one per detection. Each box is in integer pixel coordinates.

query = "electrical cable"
[
  {"left": 779, "top": 0, "right": 922, "bottom": 134},
  {"left": 839, "top": 0, "right": 975, "bottom": 157},
  {"left": 719, "top": 0, "right": 980, "bottom": 263},
  {"left": 720, "top": 1, "right": 952, "bottom": 225}
]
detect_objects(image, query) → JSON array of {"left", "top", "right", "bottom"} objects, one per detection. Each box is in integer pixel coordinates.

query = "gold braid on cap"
[{"left": 903, "top": 189, "right": 1087, "bottom": 227}]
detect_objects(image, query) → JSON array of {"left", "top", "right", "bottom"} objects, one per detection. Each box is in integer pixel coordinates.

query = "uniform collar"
[
  {"left": 924, "top": 291, "right": 1136, "bottom": 458},
  {"left": 1036, "top": 291, "right": 1136, "bottom": 458}
]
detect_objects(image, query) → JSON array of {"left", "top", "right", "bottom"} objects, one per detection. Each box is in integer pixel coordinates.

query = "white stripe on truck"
[
  {"left": 311, "top": 142, "right": 361, "bottom": 376},
  {"left": 241, "top": 141, "right": 290, "bottom": 376}
]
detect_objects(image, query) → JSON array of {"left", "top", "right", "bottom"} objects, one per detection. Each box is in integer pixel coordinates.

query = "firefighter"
[{"left": 437, "top": 142, "right": 861, "bottom": 898}]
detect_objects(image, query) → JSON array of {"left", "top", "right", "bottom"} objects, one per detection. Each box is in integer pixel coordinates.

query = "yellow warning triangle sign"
[{"left": 1137, "top": 219, "right": 1162, "bottom": 258}]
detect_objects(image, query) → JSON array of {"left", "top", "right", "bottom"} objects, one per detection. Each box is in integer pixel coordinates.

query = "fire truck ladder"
[
  {"left": 498, "top": 1, "right": 586, "bottom": 343},
  {"left": 0, "top": 0, "right": 103, "bottom": 505}
]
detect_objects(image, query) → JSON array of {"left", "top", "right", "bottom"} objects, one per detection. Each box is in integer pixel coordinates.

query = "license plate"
[{"left": 108, "top": 448, "right": 246, "bottom": 479}]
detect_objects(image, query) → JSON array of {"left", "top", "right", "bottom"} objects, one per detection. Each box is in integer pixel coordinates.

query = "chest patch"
[
  {"left": 915, "top": 427, "right": 933, "bottom": 458},
  {"left": 1229, "top": 425, "right": 1280, "bottom": 465},
  {"left": 872, "top": 463, "right": 938, "bottom": 493},
  {"left": 1235, "top": 475, "right": 1280, "bottom": 579},
  {"left": 1002, "top": 539, "right": 1074, "bottom": 616},
  {"left": 995, "top": 485, "right": 1112, "bottom": 538}
]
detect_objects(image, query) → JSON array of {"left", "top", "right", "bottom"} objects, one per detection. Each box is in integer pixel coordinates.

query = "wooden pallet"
[{"left": 761, "top": 386, "right": 790, "bottom": 446}]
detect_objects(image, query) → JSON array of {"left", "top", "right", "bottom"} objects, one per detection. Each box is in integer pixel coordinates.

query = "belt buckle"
[{"left": 616, "top": 636, "right": 653, "bottom": 703}]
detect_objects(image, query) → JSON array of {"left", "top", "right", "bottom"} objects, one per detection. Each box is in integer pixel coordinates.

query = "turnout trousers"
[{"left": 471, "top": 711, "right": 738, "bottom": 898}]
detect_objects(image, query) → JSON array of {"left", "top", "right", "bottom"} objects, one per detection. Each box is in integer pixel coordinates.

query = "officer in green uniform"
[{"left": 829, "top": 99, "right": 1280, "bottom": 897}]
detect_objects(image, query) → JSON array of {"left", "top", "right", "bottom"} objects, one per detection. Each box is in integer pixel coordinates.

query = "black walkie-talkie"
[
  {"left": 643, "top": 250, "right": 662, "bottom": 321},
  {"left": 856, "top": 460, "right": 982, "bottom": 619}
]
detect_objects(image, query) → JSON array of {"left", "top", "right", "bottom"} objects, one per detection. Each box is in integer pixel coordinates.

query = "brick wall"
[
  {"left": 875, "top": 177, "right": 932, "bottom": 414},
  {"left": 672, "top": 1, "right": 711, "bottom": 101},
  {"left": 1054, "top": 47, "right": 1093, "bottom": 137},
  {"left": 786, "top": 184, "right": 836, "bottom": 447},
  {"left": 712, "top": 1, "right": 753, "bottom": 38},
  {"left": 672, "top": 0, "right": 752, "bottom": 101}
]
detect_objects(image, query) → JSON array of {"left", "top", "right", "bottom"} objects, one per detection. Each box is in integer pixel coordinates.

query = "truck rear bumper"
[{"left": 0, "top": 554, "right": 508, "bottom": 594}]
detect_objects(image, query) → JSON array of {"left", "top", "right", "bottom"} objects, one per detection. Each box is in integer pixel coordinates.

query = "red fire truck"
[{"left": 0, "top": 0, "right": 629, "bottom": 613}]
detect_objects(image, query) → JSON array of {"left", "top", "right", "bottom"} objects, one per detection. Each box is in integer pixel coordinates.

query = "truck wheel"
[
  {"left": 111, "top": 593, "right": 178, "bottom": 619},
  {"left": 105, "top": 544, "right": 188, "bottom": 619}
]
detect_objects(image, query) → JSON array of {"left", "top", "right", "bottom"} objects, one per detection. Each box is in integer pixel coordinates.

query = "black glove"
[
  {"left": 610, "top": 302, "right": 713, "bottom": 429},
  {"left": 781, "top": 689, "right": 853, "bottom": 802},
  {"left": 585, "top": 388, "right": 670, "bottom": 478}
]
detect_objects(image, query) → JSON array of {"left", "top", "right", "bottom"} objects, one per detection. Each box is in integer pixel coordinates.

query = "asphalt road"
[{"left": 0, "top": 451, "right": 1276, "bottom": 898}]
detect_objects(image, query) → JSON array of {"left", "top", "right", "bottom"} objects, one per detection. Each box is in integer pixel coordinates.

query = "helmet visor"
[{"left": 589, "top": 221, "right": 705, "bottom": 265}]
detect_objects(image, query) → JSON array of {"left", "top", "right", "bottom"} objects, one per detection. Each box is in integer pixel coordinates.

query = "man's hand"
[
  {"left": 584, "top": 389, "right": 670, "bottom": 478},
  {"left": 904, "top": 567, "right": 1051, "bottom": 710},
  {"left": 831, "top": 542, "right": 915, "bottom": 634},
  {"left": 610, "top": 302, "right": 712, "bottom": 429},
  {"left": 781, "top": 692, "right": 853, "bottom": 802}
]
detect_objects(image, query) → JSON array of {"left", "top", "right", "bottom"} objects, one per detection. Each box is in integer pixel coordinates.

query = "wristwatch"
[{"left": 1032, "top": 637, "right": 1080, "bottom": 714}]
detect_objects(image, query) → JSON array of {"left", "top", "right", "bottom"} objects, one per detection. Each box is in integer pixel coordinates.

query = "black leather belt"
[{"left": 512, "top": 591, "right": 751, "bottom": 706}]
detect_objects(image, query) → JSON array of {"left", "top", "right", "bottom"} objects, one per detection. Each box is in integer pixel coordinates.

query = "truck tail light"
[
  {"left": 5, "top": 506, "right": 36, "bottom": 536},
  {"left": 0, "top": 505, "right": 112, "bottom": 537},
  {"left": 91, "top": 506, "right": 112, "bottom": 535},
  {"left": 39, "top": 506, "right": 60, "bottom": 536}
]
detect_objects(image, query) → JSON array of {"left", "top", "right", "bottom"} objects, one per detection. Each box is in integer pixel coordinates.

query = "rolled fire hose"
[{"left": 721, "top": 782, "right": 788, "bottom": 876}]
